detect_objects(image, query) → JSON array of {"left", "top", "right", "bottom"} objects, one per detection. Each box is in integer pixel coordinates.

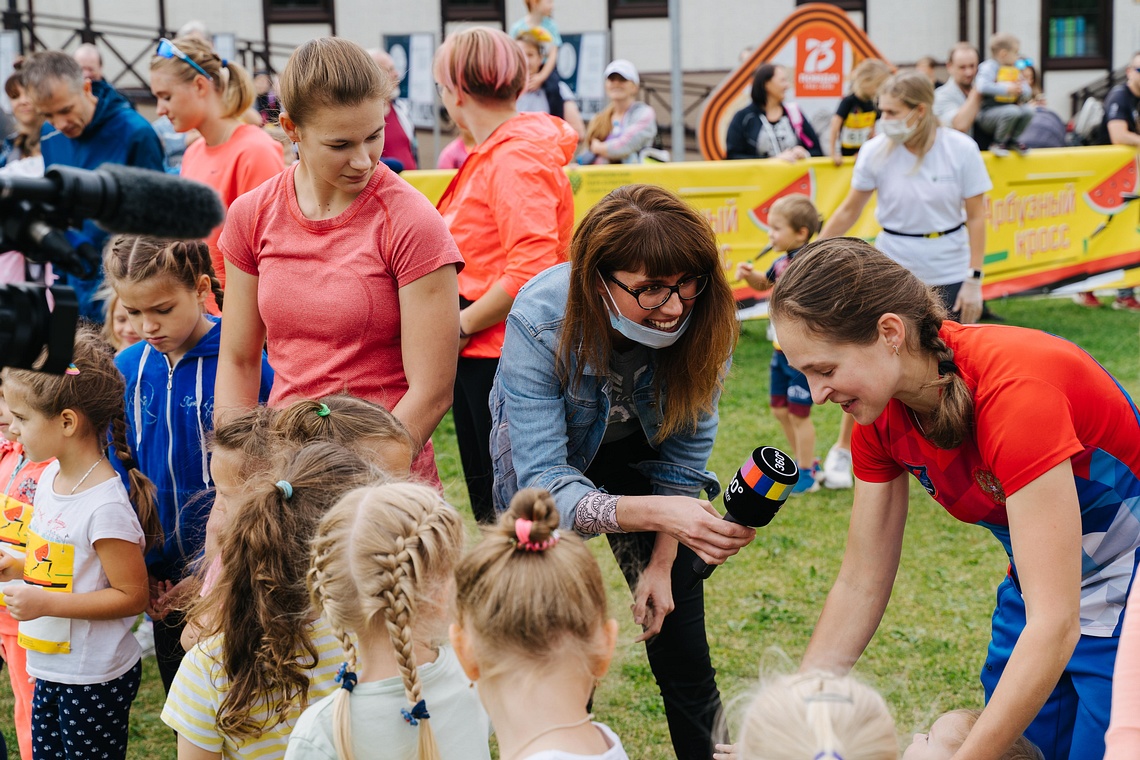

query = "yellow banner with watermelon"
[{"left": 403, "top": 145, "right": 1140, "bottom": 312}]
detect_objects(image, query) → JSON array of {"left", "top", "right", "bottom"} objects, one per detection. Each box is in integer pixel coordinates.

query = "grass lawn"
[{"left": 1, "top": 295, "right": 1136, "bottom": 759}]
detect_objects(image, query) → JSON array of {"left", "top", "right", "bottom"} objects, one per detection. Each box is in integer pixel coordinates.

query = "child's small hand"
[
  {"left": 734, "top": 261, "right": 754, "bottom": 281},
  {"left": 832, "top": 152, "right": 843, "bottom": 166},
  {"left": 0, "top": 551, "right": 21, "bottom": 581},
  {"left": 713, "top": 743, "right": 738, "bottom": 760},
  {"left": 3, "top": 584, "right": 52, "bottom": 621}
]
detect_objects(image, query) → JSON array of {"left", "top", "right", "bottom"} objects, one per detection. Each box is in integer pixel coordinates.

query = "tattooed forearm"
[{"left": 574, "top": 491, "right": 625, "bottom": 534}]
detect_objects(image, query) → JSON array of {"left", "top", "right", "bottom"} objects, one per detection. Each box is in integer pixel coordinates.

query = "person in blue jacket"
[
  {"left": 22, "top": 51, "right": 166, "bottom": 322},
  {"left": 104, "top": 235, "right": 273, "bottom": 692}
]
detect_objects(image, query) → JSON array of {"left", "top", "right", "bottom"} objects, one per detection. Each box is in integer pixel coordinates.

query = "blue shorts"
[
  {"left": 770, "top": 350, "right": 812, "bottom": 417},
  {"left": 981, "top": 576, "right": 1117, "bottom": 760}
]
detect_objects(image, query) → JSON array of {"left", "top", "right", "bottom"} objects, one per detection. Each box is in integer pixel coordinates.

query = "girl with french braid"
[
  {"left": 104, "top": 234, "right": 274, "bottom": 692},
  {"left": 287, "top": 482, "right": 488, "bottom": 760}
]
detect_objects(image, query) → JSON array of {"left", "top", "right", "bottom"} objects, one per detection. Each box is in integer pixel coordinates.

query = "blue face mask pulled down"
[{"left": 600, "top": 277, "right": 693, "bottom": 349}]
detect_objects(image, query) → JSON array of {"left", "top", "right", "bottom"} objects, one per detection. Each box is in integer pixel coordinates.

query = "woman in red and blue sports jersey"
[{"left": 770, "top": 237, "right": 1138, "bottom": 760}]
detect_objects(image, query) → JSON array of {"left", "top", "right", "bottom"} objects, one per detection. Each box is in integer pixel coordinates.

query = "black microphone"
[
  {"left": 0, "top": 163, "right": 224, "bottom": 239},
  {"left": 689, "top": 446, "right": 799, "bottom": 588}
]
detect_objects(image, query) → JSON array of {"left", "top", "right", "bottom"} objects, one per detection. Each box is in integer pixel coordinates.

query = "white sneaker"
[
  {"left": 134, "top": 617, "right": 156, "bottom": 658},
  {"left": 819, "top": 445, "right": 853, "bottom": 489}
]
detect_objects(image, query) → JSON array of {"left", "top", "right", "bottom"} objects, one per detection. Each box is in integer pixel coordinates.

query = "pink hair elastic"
[{"left": 514, "top": 518, "right": 559, "bottom": 552}]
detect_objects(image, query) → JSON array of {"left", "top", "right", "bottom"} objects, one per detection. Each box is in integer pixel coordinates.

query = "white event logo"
[{"left": 803, "top": 38, "right": 836, "bottom": 72}]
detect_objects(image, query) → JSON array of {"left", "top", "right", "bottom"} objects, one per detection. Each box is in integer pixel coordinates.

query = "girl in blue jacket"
[{"left": 104, "top": 235, "right": 273, "bottom": 691}]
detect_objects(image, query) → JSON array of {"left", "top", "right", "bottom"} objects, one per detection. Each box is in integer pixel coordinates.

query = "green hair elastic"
[{"left": 316, "top": 403, "right": 331, "bottom": 417}]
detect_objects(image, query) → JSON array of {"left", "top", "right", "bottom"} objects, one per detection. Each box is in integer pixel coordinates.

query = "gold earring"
[{"left": 893, "top": 344, "right": 900, "bottom": 356}]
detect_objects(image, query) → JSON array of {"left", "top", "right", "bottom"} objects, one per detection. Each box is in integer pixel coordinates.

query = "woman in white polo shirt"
[
  {"left": 819, "top": 70, "right": 990, "bottom": 323},
  {"left": 810, "top": 70, "right": 990, "bottom": 494}
]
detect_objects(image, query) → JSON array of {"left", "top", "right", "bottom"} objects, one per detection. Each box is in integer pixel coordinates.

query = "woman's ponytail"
[{"left": 220, "top": 58, "right": 256, "bottom": 121}]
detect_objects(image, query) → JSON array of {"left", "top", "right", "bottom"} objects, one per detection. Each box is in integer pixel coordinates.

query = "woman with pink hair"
[{"left": 433, "top": 27, "right": 578, "bottom": 523}]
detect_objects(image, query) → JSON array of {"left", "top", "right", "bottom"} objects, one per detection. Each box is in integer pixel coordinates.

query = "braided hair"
[
  {"left": 103, "top": 235, "right": 224, "bottom": 312},
  {"left": 308, "top": 482, "right": 464, "bottom": 760},
  {"left": 769, "top": 236, "right": 974, "bottom": 449}
]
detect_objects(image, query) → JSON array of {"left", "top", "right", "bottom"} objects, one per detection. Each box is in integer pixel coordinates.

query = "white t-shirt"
[
  {"left": 524, "top": 723, "right": 629, "bottom": 760},
  {"left": 285, "top": 645, "right": 492, "bottom": 760},
  {"left": 517, "top": 82, "right": 577, "bottom": 115},
  {"left": 852, "top": 128, "right": 992, "bottom": 286},
  {"left": 18, "top": 462, "right": 144, "bottom": 684}
]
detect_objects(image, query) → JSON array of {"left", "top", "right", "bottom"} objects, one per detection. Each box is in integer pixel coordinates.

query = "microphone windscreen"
[
  {"left": 722, "top": 446, "right": 799, "bottom": 527},
  {"left": 96, "top": 164, "right": 225, "bottom": 239}
]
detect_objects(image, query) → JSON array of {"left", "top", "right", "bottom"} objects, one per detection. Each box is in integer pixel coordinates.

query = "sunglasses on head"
[{"left": 155, "top": 38, "right": 212, "bottom": 81}]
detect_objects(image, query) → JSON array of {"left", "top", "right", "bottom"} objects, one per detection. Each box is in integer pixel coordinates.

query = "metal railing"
[{"left": 2, "top": 8, "right": 294, "bottom": 98}]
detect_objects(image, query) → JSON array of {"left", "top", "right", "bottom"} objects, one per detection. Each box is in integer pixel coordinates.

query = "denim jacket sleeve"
[{"left": 492, "top": 308, "right": 600, "bottom": 532}]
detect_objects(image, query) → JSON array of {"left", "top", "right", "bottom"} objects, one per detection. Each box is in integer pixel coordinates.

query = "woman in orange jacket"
[{"left": 434, "top": 26, "right": 578, "bottom": 522}]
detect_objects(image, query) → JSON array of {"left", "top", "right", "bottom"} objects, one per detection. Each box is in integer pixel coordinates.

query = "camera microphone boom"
[
  {"left": 0, "top": 163, "right": 225, "bottom": 239},
  {"left": 689, "top": 446, "right": 799, "bottom": 588}
]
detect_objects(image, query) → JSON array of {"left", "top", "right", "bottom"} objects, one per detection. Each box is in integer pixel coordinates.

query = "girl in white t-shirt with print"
[
  {"left": 452, "top": 489, "right": 626, "bottom": 760},
  {"left": 287, "top": 482, "right": 489, "bottom": 760},
  {"left": 0, "top": 328, "right": 161, "bottom": 760}
]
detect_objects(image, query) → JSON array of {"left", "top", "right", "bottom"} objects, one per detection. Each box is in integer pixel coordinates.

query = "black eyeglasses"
[{"left": 604, "top": 272, "right": 710, "bottom": 310}]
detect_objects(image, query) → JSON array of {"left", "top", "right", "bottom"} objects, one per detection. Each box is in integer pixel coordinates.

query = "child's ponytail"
[
  {"left": 201, "top": 442, "right": 382, "bottom": 739},
  {"left": 308, "top": 483, "right": 464, "bottom": 760},
  {"left": 454, "top": 488, "right": 609, "bottom": 677},
  {"left": 109, "top": 403, "right": 162, "bottom": 553}
]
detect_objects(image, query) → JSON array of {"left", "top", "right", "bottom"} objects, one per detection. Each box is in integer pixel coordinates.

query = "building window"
[
  {"left": 609, "top": 0, "right": 667, "bottom": 21},
  {"left": 264, "top": 0, "right": 334, "bottom": 24},
  {"left": 1042, "top": 0, "right": 1111, "bottom": 69},
  {"left": 795, "top": 0, "right": 867, "bottom": 31},
  {"left": 442, "top": 0, "right": 505, "bottom": 24}
]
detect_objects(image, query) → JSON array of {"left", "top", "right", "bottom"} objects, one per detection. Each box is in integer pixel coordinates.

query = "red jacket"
[{"left": 437, "top": 112, "right": 578, "bottom": 359}]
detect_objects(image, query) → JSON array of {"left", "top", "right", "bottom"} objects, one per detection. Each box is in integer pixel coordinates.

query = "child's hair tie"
[
  {"left": 316, "top": 403, "right": 331, "bottom": 417},
  {"left": 335, "top": 662, "right": 357, "bottom": 693},
  {"left": 275, "top": 480, "right": 294, "bottom": 499},
  {"left": 813, "top": 753, "right": 844, "bottom": 760},
  {"left": 65, "top": 363, "right": 81, "bottom": 376},
  {"left": 937, "top": 360, "right": 959, "bottom": 376},
  {"left": 514, "top": 518, "right": 560, "bottom": 552},
  {"left": 401, "top": 699, "right": 430, "bottom": 726}
]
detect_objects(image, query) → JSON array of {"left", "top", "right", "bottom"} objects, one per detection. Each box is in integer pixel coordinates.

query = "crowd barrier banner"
[{"left": 403, "top": 146, "right": 1140, "bottom": 314}]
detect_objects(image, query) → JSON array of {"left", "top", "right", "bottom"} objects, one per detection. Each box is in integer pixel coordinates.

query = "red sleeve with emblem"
[{"left": 973, "top": 376, "right": 1085, "bottom": 496}]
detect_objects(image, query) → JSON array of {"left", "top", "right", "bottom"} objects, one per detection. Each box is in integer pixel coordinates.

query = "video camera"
[{"left": 0, "top": 163, "right": 223, "bottom": 374}]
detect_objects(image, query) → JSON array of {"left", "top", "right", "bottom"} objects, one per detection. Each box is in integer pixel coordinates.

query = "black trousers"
[
  {"left": 585, "top": 434, "right": 727, "bottom": 760},
  {"left": 453, "top": 356, "right": 499, "bottom": 524},
  {"left": 933, "top": 281, "right": 962, "bottom": 321},
  {"left": 154, "top": 609, "right": 187, "bottom": 695}
]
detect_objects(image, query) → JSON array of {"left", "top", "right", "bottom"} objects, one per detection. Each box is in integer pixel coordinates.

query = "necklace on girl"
[
  {"left": 69, "top": 452, "right": 107, "bottom": 495},
  {"left": 509, "top": 713, "right": 596, "bottom": 760}
]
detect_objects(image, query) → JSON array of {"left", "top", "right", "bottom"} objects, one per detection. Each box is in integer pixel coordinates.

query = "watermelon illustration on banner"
[
  {"left": 749, "top": 170, "right": 815, "bottom": 231},
  {"left": 1084, "top": 156, "right": 1138, "bottom": 216},
  {"left": 699, "top": 4, "right": 889, "bottom": 160}
]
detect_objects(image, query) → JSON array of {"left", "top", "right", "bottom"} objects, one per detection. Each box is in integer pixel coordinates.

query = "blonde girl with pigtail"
[
  {"left": 104, "top": 234, "right": 274, "bottom": 693},
  {"left": 161, "top": 442, "right": 381, "bottom": 760},
  {"left": 286, "top": 482, "right": 489, "bottom": 760},
  {"left": 718, "top": 671, "right": 898, "bottom": 760},
  {"left": 0, "top": 327, "right": 161, "bottom": 760},
  {"left": 451, "top": 488, "right": 624, "bottom": 760}
]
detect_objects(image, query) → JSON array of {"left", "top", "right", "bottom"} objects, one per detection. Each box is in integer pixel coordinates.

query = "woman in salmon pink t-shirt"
[
  {"left": 149, "top": 35, "right": 284, "bottom": 294},
  {"left": 214, "top": 37, "right": 462, "bottom": 485}
]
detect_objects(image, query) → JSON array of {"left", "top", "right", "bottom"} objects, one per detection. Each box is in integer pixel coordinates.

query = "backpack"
[
  {"left": 784, "top": 102, "right": 815, "bottom": 149},
  {"left": 1072, "top": 96, "right": 1106, "bottom": 145}
]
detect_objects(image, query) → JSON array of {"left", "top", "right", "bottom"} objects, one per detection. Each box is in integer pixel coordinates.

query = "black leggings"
[
  {"left": 453, "top": 355, "right": 499, "bottom": 524},
  {"left": 585, "top": 434, "right": 727, "bottom": 760}
]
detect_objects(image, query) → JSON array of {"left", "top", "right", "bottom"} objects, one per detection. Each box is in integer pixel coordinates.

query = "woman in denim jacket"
[{"left": 489, "top": 185, "right": 754, "bottom": 760}]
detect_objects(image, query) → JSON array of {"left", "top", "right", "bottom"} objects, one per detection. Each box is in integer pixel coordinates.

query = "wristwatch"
[{"left": 967, "top": 268, "right": 983, "bottom": 281}]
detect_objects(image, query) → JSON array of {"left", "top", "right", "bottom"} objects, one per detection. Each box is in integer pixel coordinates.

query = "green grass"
[{"left": 2, "top": 295, "right": 1136, "bottom": 759}]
